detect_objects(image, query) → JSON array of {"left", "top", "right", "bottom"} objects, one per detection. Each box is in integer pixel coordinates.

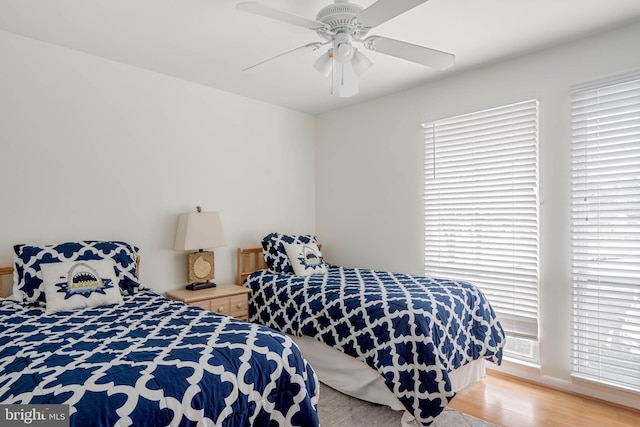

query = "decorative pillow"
[
  {"left": 42, "top": 260, "right": 124, "bottom": 313},
  {"left": 12, "top": 240, "right": 140, "bottom": 303},
  {"left": 284, "top": 243, "right": 328, "bottom": 276},
  {"left": 261, "top": 233, "right": 318, "bottom": 274}
]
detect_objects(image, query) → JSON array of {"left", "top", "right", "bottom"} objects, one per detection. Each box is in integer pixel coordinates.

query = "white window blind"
[
  {"left": 422, "top": 100, "right": 539, "bottom": 341},
  {"left": 570, "top": 71, "right": 640, "bottom": 392}
]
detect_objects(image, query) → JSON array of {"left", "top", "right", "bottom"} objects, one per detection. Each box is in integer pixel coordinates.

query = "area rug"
[{"left": 317, "top": 383, "right": 496, "bottom": 427}]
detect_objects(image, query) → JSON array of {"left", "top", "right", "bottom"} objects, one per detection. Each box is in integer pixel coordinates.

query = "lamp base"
[{"left": 186, "top": 281, "right": 217, "bottom": 291}]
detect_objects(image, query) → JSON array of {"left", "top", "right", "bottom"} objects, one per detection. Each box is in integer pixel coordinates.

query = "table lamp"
[{"left": 174, "top": 206, "right": 227, "bottom": 290}]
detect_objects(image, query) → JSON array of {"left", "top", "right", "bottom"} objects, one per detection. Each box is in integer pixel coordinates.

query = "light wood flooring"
[{"left": 447, "top": 371, "right": 640, "bottom": 427}]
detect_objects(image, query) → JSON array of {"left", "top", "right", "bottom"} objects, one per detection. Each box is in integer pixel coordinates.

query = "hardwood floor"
[{"left": 447, "top": 371, "right": 640, "bottom": 427}]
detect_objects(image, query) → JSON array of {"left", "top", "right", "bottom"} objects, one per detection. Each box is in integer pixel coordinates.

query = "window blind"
[
  {"left": 570, "top": 71, "right": 640, "bottom": 392},
  {"left": 422, "top": 99, "right": 539, "bottom": 340}
]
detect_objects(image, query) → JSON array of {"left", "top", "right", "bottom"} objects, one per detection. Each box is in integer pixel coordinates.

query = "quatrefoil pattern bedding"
[
  {"left": 12, "top": 241, "right": 141, "bottom": 303},
  {"left": 0, "top": 289, "right": 319, "bottom": 427},
  {"left": 245, "top": 266, "right": 505, "bottom": 426},
  {"left": 261, "top": 233, "right": 318, "bottom": 274}
]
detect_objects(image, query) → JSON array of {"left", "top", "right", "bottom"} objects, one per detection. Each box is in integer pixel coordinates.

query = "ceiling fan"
[{"left": 237, "top": 0, "right": 455, "bottom": 98}]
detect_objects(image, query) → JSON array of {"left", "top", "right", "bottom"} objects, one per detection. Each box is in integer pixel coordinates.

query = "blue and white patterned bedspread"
[
  {"left": 0, "top": 289, "right": 319, "bottom": 427},
  {"left": 246, "top": 266, "right": 505, "bottom": 426}
]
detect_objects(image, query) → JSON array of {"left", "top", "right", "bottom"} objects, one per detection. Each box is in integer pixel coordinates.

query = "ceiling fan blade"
[
  {"left": 364, "top": 36, "right": 455, "bottom": 70},
  {"left": 243, "top": 42, "right": 324, "bottom": 72},
  {"left": 357, "top": 0, "right": 429, "bottom": 29},
  {"left": 237, "top": 2, "right": 329, "bottom": 31}
]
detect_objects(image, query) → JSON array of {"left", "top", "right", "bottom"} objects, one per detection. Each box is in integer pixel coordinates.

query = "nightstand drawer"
[
  {"left": 230, "top": 294, "right": 248, "bottom": 319},
  {"left": 166, "top": 284, "right": 251, "bottom": 321},
  {"left": 189, "top": 299, "right": 211, "bottom": 311},
  {"left": 209, "top": 296, "right": 231, "bottom": 316}
]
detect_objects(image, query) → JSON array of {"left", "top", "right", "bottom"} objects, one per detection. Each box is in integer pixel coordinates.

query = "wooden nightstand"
[{"left": 166, "top": 284, "right": 251, "bottom": 321}]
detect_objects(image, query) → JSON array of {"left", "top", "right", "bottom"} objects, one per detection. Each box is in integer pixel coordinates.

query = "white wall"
[
  {"left": 0, "top": 30, "right": 317, "bottom": 295},
  {"left": 316, "top": 20, "right": 640, "bottom": 408}
]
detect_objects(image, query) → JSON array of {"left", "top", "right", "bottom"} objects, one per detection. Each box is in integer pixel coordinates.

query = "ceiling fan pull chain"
[{"left": 330, "top": 56, "right": 336, "bottom": 96}]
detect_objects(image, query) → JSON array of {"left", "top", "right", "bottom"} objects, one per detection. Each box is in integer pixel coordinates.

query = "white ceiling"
[{"left": 2, "top": 0, "right": 640, "bottom": 115}]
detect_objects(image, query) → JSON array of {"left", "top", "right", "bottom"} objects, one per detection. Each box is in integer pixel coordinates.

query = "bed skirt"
[{"left": 289, "top": 334, "right": 486, "bottom": 426}]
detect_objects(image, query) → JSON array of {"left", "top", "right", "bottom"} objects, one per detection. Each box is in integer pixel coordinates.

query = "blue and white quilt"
[
  {"left": 246, "top": 266, "right": 505, "bottom": 426},
  {"left": 0, "top": 289, "right": 319, "bottom": 427}
]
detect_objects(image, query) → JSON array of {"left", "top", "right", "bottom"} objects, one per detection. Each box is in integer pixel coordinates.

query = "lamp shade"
[
  {"left": 313, "top": 51, "right": 333, "bottom": 77},
  {"left": 174, "top": 210, "right": 227, "bottom": 251},
  {"left": 352, "top": 49, "right": 373, "bottom": 76}
]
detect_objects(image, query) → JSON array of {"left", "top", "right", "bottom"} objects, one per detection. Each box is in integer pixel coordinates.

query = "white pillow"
[
  {"left": 284, "top": 243, "right": 327, "bottom": 276},
  {"left": 42, "top": 259, "right": 124, "bottom": 313}
]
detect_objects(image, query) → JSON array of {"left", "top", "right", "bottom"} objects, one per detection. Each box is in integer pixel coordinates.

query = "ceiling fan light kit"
[
  {"left": 237, "top": 0, "right": 455, "bottom": 98},
  {"left": 352, "top": 49, "right": 373, "bottom": 75},
  {"left": 313, "top": 52, "right": 333, "bottom": 77}
]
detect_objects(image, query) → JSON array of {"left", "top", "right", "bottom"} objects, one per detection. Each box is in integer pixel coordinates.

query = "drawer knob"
[
  {"left": 218, "top": 307, "right": 225, "bottom": 312},
  {"left": 237, "top": 303, "right": 243, "bottom": 308}
]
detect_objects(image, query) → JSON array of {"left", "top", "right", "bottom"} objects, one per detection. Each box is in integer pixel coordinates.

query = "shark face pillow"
[
  {"left": 42, "top": 259, "right": 124, "bottom": 313},
  {"left": 284, "top": 243, "right": 327, "bottom": 276}
]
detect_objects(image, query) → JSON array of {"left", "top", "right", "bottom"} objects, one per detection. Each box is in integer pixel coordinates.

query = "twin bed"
[
  {"left": 0, "top": 241, "right": 319, "bottom": 426},
  {"left": 1, "top": 236, "right": 505, "bottom": 427},
  {"left": 238, "top": 233, "right": 505, "bottom": 427}
]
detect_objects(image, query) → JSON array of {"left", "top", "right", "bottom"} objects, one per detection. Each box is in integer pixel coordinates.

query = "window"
[
  {"left": 422, "top": 100, "right": 539, "bottom": 363},
  {"left": 570, "top": 71, "right": 640, "bottom": 392}
]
